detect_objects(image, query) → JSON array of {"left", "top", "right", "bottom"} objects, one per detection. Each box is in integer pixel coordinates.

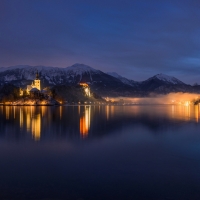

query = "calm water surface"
[{"left": 0, "top": 105, "right": 200, "bottom": 200}]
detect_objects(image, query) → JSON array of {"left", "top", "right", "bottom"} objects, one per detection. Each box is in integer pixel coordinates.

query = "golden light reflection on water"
[
  {"left": 171, "top": 105, "right": 175, "bottom": 118},
  {"left": 170, "top": 105, "right": 192, "bottom": 121},
  {"left": 6, "top": 106, "right": 10, "bottom": 120},
  {"left": 194, "top": 105, "right": 199, "bottom": 123},
  {"left": 1, "top": 104, "right": 200, "bottom": 141},
  {"left": 111, "top": 106, "right": 114, "bottom": 117},
  {"left": 80, "top": 106, "right": 91, "bottom": 138},
  {"left": 13, "top": 106, "right": 15, "bottom": 119},
  {"left": 20, "top": 108, "right": 23, "bottom": 128},
  {"left": 41, "top": 106, "right": 47, "bottom": 117},
  {"left": 31, "top": 113, "right": 41, "bottom": 141},
  {"left": 26, "top": 109, "right": 31, "bottom": 131},
  {"left": 19, "top": 106, "right": 43, "bottom": 141},
  {"left": 103, "top": 104, "right": 200, "bottom": 123},
  {"left": 106, "top": 105, "right": 109, "bottom": 120},
  {"left": 78, "top": 105, "right": 80, "bottom": 115}
]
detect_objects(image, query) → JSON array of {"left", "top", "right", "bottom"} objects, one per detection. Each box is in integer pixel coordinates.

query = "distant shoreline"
[{"left": 0, "top": 103, "right": 199, "bottom": 106}]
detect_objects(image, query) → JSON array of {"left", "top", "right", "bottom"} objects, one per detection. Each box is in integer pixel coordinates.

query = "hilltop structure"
[
  {"left": 19, "top": 71, "right": 41, "bottom": 96},
  {"left": 26, "top": 71, "right": 41, "bottom": 94},
  {"left": 79, "top": 83, "right": 90, "bottom": 97}
]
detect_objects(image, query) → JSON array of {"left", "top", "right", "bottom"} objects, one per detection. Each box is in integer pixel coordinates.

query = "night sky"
[{"left": 0, "top": 0, "right": 200, "bottom": 84}]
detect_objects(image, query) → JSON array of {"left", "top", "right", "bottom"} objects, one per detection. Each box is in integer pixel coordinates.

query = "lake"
[{"left": 0, "top": 105, "right": 200, "bottom": 200}]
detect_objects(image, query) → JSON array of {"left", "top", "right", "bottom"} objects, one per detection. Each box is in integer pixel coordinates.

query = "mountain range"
[{"left": 0, "top": 64, "right": 199, "bottom": 97}]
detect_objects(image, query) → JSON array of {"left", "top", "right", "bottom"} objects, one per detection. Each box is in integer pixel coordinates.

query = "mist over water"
[
  {"left": 110, "top": 92, "right": 200, "bottom": 104},
  {"left": 0, "top": 105, "right": 200, "bottom": 199}
]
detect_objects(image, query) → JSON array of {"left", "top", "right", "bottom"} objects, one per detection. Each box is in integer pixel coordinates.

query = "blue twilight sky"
[{"left": 0, "top": 0, "right": 200, "bottom": 84}]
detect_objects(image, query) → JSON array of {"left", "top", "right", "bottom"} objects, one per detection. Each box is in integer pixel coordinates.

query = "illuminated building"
[
  {"left": 26, "top": 71, "right": 41, "bottom": 94},
  {"left": 79, "top": 83, "right": 90, "bottom": 97},
  {"left": 19, "top": 88, "right": 24, "bottom": 96}
]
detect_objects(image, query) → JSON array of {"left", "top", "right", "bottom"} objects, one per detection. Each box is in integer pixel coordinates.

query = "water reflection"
[
  {"left": 6, "top": 106, "right": 10, "bottom": 119},
  {"left": 59, "top": 106, "right": 62, "bottom": 119},
  {"left": 19, "top": 107, "right": 42, "bottom": 141},
  {"left": 31, "top": 113, "right": 41, "bottom": 141},
  {"left": 0, "top": 106, "right": 43, "bottom": 141},
  {"left": 80, "top": 106, "right": 91, "bottom": 138},
  {"left": 20, "top": 108, "right": 23, "bottom": 128},
  {"left": 1, "top": 104, "right": 200, "bottom": 200},
  {"left": 195, "top": 105, "right": 199, "bottom": 122},
  {"left": 0, "top": 104, "right": 200, "bottom": 141}
]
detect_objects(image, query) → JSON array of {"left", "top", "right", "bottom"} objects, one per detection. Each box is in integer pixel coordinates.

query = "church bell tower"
[{"left": 33, "top": 71, "right": 41, "bottom": 90}]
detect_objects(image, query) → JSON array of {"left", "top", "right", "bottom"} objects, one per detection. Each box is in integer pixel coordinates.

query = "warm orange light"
[
  {"left": 32, "top": 114, "right": 41, "bottom": 141},
  {"left": 80, "top": 106, "right": 91, "bottom": 138},
  {"left": 20, "top": 108, "right": 23, "bottom": 127},
  {"left": 26, "top": 110, "right": 31, "bottom": 131},
  {"left": 80, "top": 116, "right": 88, "bottom": 138},
  {"left": 79, "top": 83, "right": 89, "bottom": 87},
  {"left": 194, "top": 105, "right": 199, "bottom": 123},
  {"left": 106, "top": 105, "right": 109, "bottom": 120},
  {"left": 5, "top": 106, "right": 10, "bottom": 120},
  {"left": 184, "top": 101, "right": 190, "bottom": 106}
]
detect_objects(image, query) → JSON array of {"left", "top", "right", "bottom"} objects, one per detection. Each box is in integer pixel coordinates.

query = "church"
[
  {"left": 26, "top": 71, "right": 41, "bottom": 94},
  {"left": 19, "top": 71, "right": 41, "bottom": 96}
]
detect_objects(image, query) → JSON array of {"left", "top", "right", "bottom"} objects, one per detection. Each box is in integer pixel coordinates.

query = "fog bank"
[{"left": 109, "top": 93, "right": 200, "bottom": 105}]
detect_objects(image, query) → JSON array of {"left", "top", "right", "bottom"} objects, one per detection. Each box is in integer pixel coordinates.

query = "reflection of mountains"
[{"left": 0, "top": 105, "right": 199, "bottom": 140}]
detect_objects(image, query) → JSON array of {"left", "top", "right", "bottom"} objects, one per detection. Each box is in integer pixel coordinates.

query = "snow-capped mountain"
[
  {"left": 0, "top": 64, "right": 102, "bottom": 85},
  {"left": 149, "top": 73, "right": 184, "bottom": 85},
  {"left": 140, "top": 73, "right": 194, "bottom": 94},
  {"left": 0, "top": 64, "right": 137, "bottom": 96},
  {"left": 107, "top": 72, "right": 139, "bottom": 86},
  {"left": 0, "top": 64, "right": 198, "bottom": 96}
]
